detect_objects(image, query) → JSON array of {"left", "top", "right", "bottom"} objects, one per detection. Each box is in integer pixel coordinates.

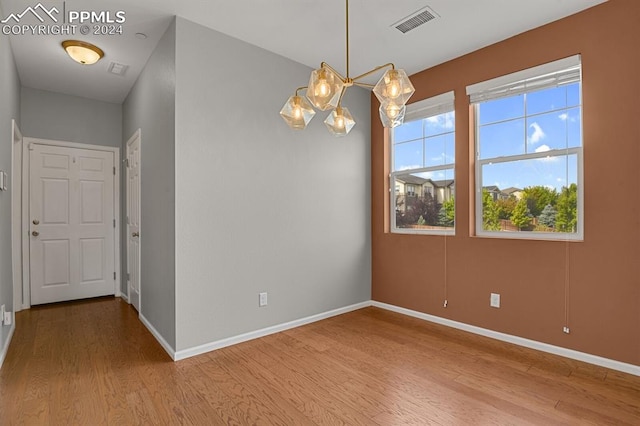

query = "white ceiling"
[{"left": 0, "top": 0, "right": 607, "bottom": 104}]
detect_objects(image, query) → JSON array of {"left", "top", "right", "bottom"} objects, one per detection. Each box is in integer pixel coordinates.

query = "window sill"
[{"left": 474, "top": 230, "right": 583, "bottom": 242}]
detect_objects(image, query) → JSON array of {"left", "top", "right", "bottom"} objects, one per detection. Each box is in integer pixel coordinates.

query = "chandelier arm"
[
  {"left": 294, "top": 86, "right": 308, "bottom": 96},
  {"left": 336, "top": 85, "right": 348, "bottom": 107},
  {"left": 346, "top": 0, "right": 350, "bottom": 79},
  {"left": 353, "top": 82, "right": 375, "bottom": 88},
  {"left": 352, "top": 63, "right": 396, "bottom": 82},
  {"left": 320, "top": 62, "right": 347, "bottom": 82}
]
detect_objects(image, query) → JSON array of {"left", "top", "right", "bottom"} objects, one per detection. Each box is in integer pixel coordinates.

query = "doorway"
[
  {"left": 24, "top": 138, "right": 120, "bottom": 305},
  {"left": 125, "top": 130, "right": 141, "bottom": 312}
]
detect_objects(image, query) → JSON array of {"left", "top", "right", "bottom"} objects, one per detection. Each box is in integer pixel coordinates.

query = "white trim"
[
  {"left": 392, "top": 228, "right": 454, "bottom": 236},
  {"left": 25, "top": 137, "right": 119, "bottom": 152},
  {"left": 11, "top": 120, "right": 23, "bottom": 312},
  {"left": 0, "top": 320, "right": 16, "bottom": 371},
  {"left": 142, "top": 298, "right": 639, "bottom": 376},
  {"left": 372, "top": 301, "right": 640, "bottom": 377},
  {"left": 21, "top": 135, "right": 30, "bottom": 309},
  {"left": 139, "top": 313, "right": 176, "bottom": 360},
  {"left": 119, "top": 293, "right": 129, "bottom": 303},
  {"left": 173, "top": 301, "right": 371, "bottom": 361}
]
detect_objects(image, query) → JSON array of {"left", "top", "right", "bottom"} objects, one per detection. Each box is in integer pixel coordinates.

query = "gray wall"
[
  {"left": 174, "top": 18, "right": 371, "bottom": 351},
  {"left": 122, "top": 19, "right": 176, "bottom": 349},
  {"left": 0, "top": 8, "right": 21, "bottom": 358},
  {"left": 20, "top": 87, "right": 121, "bottom": 148}
]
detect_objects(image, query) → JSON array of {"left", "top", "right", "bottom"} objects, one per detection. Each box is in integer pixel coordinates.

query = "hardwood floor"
[{"left": 1, "top": 297, "right": 638, "bottom": 425}]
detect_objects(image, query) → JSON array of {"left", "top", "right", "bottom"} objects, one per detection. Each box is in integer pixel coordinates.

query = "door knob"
[
  {"left": 132, "top": 232, "right": 140, "bottom": 237},
  {"left": 32, "top": 231, "right": 39, "bottom": 237},
  {"left": 32, "top": 219, "right": 39, "bottom": 225}
]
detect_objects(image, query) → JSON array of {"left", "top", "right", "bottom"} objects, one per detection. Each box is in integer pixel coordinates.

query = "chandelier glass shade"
[
  {"left": 307, "top": 67, "right": 344, "bottom": 111},
  {"left": 279, "top": 0, "right": 415, "bottom": 136},
  {"left": 279, "top": 91, "right": 316, "bottom": 130},
  {"left": 324, "top": 106, "right": 356, "bottom": 136},
  {"left": 379, "top": 103, "right": 406, "bottom": 128}
]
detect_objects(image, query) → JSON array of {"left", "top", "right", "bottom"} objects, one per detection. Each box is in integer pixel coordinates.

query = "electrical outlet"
[
  {"left": 3, "top": 311, "right": 11, "bottom": 326},
  {"left": 259, "top": 292, "right": 268, "bottom": 307},
  {"left": 490, "top": 293, "right": 500, "bottom": 308},
  {"left": 0, "top": 304, "right": 5, "bottom": 325}
]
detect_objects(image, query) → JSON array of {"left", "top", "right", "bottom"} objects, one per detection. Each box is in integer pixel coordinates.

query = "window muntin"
[
  {"left": 391, "top": 92, "right": 455, "bottom": 234},
  {"left": 470, "top": 56, "right": 583, "bottom": 240}
]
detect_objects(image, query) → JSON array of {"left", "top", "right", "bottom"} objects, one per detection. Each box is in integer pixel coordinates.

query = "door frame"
[
  {"left": 22, "top": 137, "right": 121, "bottom": 306},
  {"left": 11, "top": 120, "right": 23, "bottom": 311},
  {"left": 125, "top": 129, "right": 141, "bottom": 310}
]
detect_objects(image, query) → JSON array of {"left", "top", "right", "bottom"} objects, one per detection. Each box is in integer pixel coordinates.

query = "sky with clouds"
[{"left": 393, "top": 83, "right": 581, "bottom": 192}]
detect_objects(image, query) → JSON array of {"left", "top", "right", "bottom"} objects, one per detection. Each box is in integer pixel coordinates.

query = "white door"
[
  {"left": 29, "top": 144, "right": 116, "bottom": 305},
  {"left": 126, "top": 131, "right": 141, "bottom": 312}
]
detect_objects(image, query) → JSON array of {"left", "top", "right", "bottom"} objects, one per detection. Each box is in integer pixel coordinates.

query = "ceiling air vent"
[
  {"left": 108, "top": 62, "right": 129, "bottom": 76},
  {"left": 393, "top": 6, "right": 438, "bottom": 34}
]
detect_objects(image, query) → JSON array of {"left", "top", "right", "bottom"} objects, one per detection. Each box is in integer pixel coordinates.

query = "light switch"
[{"left": 0, "top": 171, "right": 7, "bottom": 191}]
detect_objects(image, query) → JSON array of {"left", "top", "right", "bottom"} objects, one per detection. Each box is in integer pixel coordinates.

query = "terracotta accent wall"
[{"left": 371, "top": 0, "right": 639, "bottom": 365}]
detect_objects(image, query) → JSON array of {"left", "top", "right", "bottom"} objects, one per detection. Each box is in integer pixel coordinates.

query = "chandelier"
[{"left": 279, "top": 0, "right": 415, "bottom": 136}]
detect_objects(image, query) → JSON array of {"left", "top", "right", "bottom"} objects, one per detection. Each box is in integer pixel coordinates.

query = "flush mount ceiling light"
[
  {"left": 280, "top": 0, "right": 415, "bottom": 136},
  {"left": 62, "top": 40, "right": 104, "bottom": 65}
]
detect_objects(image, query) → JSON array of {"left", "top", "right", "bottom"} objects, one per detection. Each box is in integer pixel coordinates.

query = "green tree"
[
  {"left": 482, "top": 190, "right": 501, "bottom": 231},
  {"left": 417, "top": 215, "right": 426, "bottom": 226},
  {"left": 438, "top": 197, "right": 455, "bottom": 227},
  {"left": 522, "top": 186, "right": 558, "bottom": 217},
  {"left": 556, "top": 183, "right": 578, "bottom": 232},
  {"left": 496, "top": 197, "right": 517, "bottom": 220},
  {"left": 510, "top": 198, "right": 532, "bottom": 230},
  {"left": 538, "top": 204, "right": 557, "bottom": 228}
]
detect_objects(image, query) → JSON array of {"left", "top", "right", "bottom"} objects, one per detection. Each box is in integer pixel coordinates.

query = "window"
[
  {"left": 468, "top": 55, "right": 583, "bottom": 240},
  {"left": 391, "top": 92, "right": 455, "bottom": 234}
]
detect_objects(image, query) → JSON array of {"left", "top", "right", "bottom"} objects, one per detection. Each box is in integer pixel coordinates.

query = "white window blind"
[
  {"left": 466, "top": 55, "right": 581, "bottom": 104},
  {"left": 404, "top": 91, "right": 454, "bottom": 122}
]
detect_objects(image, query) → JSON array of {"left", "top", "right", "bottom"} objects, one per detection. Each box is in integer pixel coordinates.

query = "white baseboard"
[
  {"left": 141, "top": 298, "right": 638, "bottom": 376},
  {"left": 372, "top": 301, "right": 640, "bottom": 377},
  {"left": 119, "top": 293, "right": 129, "bottom": 303},
  {"left": 0, "top": 319, "right": 16, "bottom": 371},
  {"left": 139, "top": 313, "right": 176, "bottom": 360},
  {"left": 174, "top": 301, "right": 371, "bottom": 361}
]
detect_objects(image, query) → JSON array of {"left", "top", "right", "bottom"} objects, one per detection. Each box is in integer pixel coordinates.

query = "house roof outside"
[
  {"left": 502, "top": 187, "right": 523, "bottom": 195},
  {"left": 483, "top": 185, "right": 501, "bottom": 193},
  {"left": 396, "top": 175, "right": 429, "bottom": 185}
]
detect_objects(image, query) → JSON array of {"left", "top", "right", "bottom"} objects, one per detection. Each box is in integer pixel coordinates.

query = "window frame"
[
  {"left": 468, "top": 55, "right": 584, "bottom": 241},
  {"left": 390, "top": 91, "right": 456, "bottom": 236}
]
